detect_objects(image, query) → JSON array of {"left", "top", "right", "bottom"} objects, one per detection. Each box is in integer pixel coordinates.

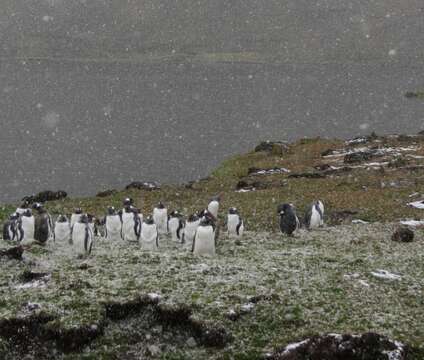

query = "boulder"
[
  {"left": 125, "top": 181, "right": 160, "bottom": 191},
  {"left": 22, "top": 190, "right": 67, "bottom": 204},
  {"left": 96, "top": 189, "right": 117, "bottom": 197},
  {"left": 0, "top": 245, "right": 24, "bottom": 260},
  {"left": 392, "top": 227, "right": 414, "bottom": 243},
  {"left": 343, "top": 151, "right": 374, "bottom": 164},
  {"left": 254, "top": 141, "right": 288, "bottom": 155}
]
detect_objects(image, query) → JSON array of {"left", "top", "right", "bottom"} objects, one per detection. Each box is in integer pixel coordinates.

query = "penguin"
[
  {"left": 33, "top": 203, "right": 54, "bottom": 244},
  {"left": 184, "top": 213, "right": 200, "bottom": 245},
  {"left": 278, "top": 203, "right": 300, "bottom": 236},
  {"left": 192, "top": 217, "right": 216, "bottom": 256},
  {"left": 2, "top": 213, "right": 22, "bottom": 242},
  {"left": 199, "top": 208, "right": 220, "bottom": 245},
  {"left": 70, "top": 208, "right": 83, "bottom": 233},
  {"left": 168, "top": 210, "right": 185, "bottom": 243},
  {"left": 54, "top": 214, "right": 71, "bottom": 243},
  {"left": 153, "top": 201, "right": 168, "bottom": 235},
  {"left": 140, "top": 216, "right": 159, "bottom": 251},
  {"left": 227, "top": 207, "right": 244, "bottom": 238},
  {"left": 304, "top": 200, "right": 325, "bottom": 229},
  {"left": 20, "top": 209, "right": 35, "bottom": 243},
  {"left": 72, "top": 213, "right": 94, "bottom": 256},
  {"left": 87, "top": 214, "right": 97, "bottom": 236},
  {"left": 121, "top": 200, "right": 141, "bottom": 242},
  {"left": 16, "top": 199, "right": 31, "bottom": 216},
  {"left": 105, "top": 206, "right": 122, "bottom": 241},
  {"left": 207, "top": 195, "right": 221, "bottom": 219}
]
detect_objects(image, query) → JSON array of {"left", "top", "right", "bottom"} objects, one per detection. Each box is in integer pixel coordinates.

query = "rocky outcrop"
[
  {"left": 22, "top": 190, "right": 67, "bottom": 204},
  {"left": 96, "top": 189, "right": 117, "bottom": 197},
  {"left": 0, "top": 245, "right": 24, "bottom": 260},
  {"left": 125, "top": 181, "right": 160, "bottom": 191},
  {"left": 254, "top": 141, "right": 289, "bottom": 155},
  {"left": 392, "top": 227, "right": 414, "bottom": 243}
]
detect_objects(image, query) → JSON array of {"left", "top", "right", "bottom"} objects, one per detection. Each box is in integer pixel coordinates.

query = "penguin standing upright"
[
  {"left": 184, "top": 213, "right": 200, "bottom": 245},
  {"left": 207, "top": 195, "right": 221, "bottom": 219},
  {"left": 199, "top": 208, "right": 220, "bottom": 245},
  {"left": 278, "top": 203, "right": 300, "bottom": 236},
  {"left": 2, "top": 213, "right": 22, "bottom": 242},
  {"left": 21, "top": 209, "right": 35, "bottom": 243},
  {"left": 304, "top": 200, "right": 325, "bottom": 230},
  {"left": 153, "top": 202, "right": 168, "bottom": 235},
  {"left": 105, "top": 206, "right": 122, "bottom": 241},
  {"left": 168, "top": 211, "right": 185, "bottom": 243},
  {"left": 192, "top": 217, "right": 216, "bottom": 256},
  {"left": 121, "top": 199, "right": 141, "bottom": 242},
  {"left": 33, "top": 203, "right": 54, "bottom": 244},
  {"left": 70, "top": 208, "right": 83, "bottom": 234},
  {"left": 54, "top": 215, "right": 71, "bottom": 243},
  {"left": 227, "top": 207, "right": 244, "bottom": 238},
  {"left": 72, "top": 214, "right": 93, "bottom": 256},
  {"left": 140, "top": 216, "right": 159, "bottom": 251}
]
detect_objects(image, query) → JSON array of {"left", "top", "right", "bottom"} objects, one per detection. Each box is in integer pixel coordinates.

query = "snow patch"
[
  {"left": 370, "top": 270, "right": 401, "bottom": 281},
  {"left": 407, "top": 200, "right": 424, "bottom": 209},
  {"left": 400, "top": 220, "right": 424, "bottom": 227}
]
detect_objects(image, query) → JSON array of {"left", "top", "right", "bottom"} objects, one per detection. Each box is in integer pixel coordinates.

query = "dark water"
[{"left": 1, "top": 59, "right": 423, "bottom": 203}]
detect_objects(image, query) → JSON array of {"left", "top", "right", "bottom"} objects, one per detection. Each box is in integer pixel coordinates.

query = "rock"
[
  {"left": 392, "top": 227, "right": 414, "bottom": 243},
  {"left": 236, "top": 178, "right": 286, "bottom": 191},
  {"left": 321, "top": 148, "right": 336, "bottom": 156},
  {"left": 327, "top": 210, "right": 359, "bottom": 225},
  {"left": 254, "top": 141, "right": 288, "bottom": 155},
  {"left": 96, "top": 189, "right": 117, "bottom": 197},
  {"left": 186, "top": 337, "right": 197, "bottom": 348},
  {"left": 248, "top": 167, "right": 290, "bottom": 175},
  {"left": 0, "top": 245, "right": 24, "bottom": 260},
  {"left": 343, "top": 151, "right": 374, "bottom": 164},
  {"left": 22, "top": 190, "right": 67, "bottom": 204},
  {"left": 288, "top": 172, "right": 326, "bottom": 179},
  {"left": 388, "top": 157, "right": 408, "bottom": 168},
  {"left": 19, "top": 270, "right": 50, "bottom": 282},
  {"left": 146, "top": 344, "right": 161, "bottom": 357},
  {"left": 268, "top": 332, "right": 407, "bottom": 360},
  {"left": 314, "top": 163, "right": 331, "bottom": 171},
  {"left": 125, "top": 181, "right": 160, "bottom": 191}
]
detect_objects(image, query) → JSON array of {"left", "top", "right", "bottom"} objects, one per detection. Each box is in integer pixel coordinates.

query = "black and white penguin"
[
  {"left": 54, "top": 214, "right": 71, "bottom": 243},
  {"left": 140, "top": 216, "right": 159, "bottom": 250},
  {"left": 168, "top": 210, "right": 185, "bottom": 243},
  {"left": 21, "top": 209, "right": 35, "bottom": 243},
  {"left": 199, "top": 208, "right": 220, "bottom": 244},
  {"left": 207, "top": 195, "right": 221, "bottom": 219},
  {"left": 33, "top": 203, "right": 54, "bottom": 244},
  {"left": 72, "top": 213, "right": 94, "bottom": 256},
  {"left": 2, "top": 213, "right": 22, "bottom": 242},
  {"left": 121, "top": 200, "right": 141, "bottom": 242},
  {"left": 105, "top": 206, "right": 122, "bottom": 241},
  {"left": 16, "top": 199, "right": 31, "bottom": 216},
  {"left": 278, "top": 203, "right": 300, "bottom": 236},
  {"left": 153, "top": 201, "right": 168, "bottom": 235},
  {"left": 227, "top": 207, "right": 244, "bottom": 238},
  {"left": 192, "top": 217, "right": 216, "bottom": 256},
  {"left": 184, "top": 213, "right": 200, "bottom": 245},
  {"left": 70, "top": 208, "right": 83, "bottom": 233},
  {"left": 304, "top": 200, "right": 325, "bottom": 229}
]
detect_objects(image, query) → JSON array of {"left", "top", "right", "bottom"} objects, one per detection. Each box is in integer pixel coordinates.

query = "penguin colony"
[{"left": 2, "top": 196, "right": 325, "bottom": 257}]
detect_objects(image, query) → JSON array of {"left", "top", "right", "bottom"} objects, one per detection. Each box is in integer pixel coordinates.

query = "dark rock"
[
  {"left": 19, "top": 270, "right": 50, "bottom": 282},
  {"left": 288, "top": 172, "right": 326, "bottom": 179},
  {"left": 254, "top": 141, "right": 288, "bottom": 155},
  {"left": 418, "top": 130, "right": 424, "bottom": 135},
  {"left": 236, "top": 178, "right": 285, "bottom": 191},
  {"left": 0, "top": 245, "right": 24, "bottom": 260},
  {"left": 125, "top": 181, "right": 160, "bottom": 191},
  {"left": 96, "top": 189, "right": 117, "bottom": 197},
  {"left": 322, "top": 166, "right": 353, "bottom": 175},
  {"left": 268, "top": 332, "right": 407, "bottom": 360},
  {"left": 392, "top": 227, "right": 414, "bottom": 243},
  {"left": 321, "top": 148, "right": 336, "bottom": 156},
  {"left": 344, "top": 151, "right": 374, "bottom": 164},
  {"left": 248, "top": 167, "right": 290, "bottom": 175},
  {"left": 314, "top": 163, "right": 331, "bottom": 171},
  {"left": 327, "top": 210, "right": 359, "bottom": 225},
  {"left": 22, "top": 190, "right": 67, "bottom": 204}
]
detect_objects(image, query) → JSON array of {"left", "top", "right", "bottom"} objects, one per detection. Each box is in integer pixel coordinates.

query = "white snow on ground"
[
  {"left": 282, "top": 339, "right": 309, "bottom": 354},
  {"left": 407, "top": 200, "right": 424, "bottom": 209},
  {"left": 400, "top": 220, "right": 424, "bottom": 227},
  {"left": 352, "top": 219, "right": 369, "bottom": 224},
  {"left": 370, "top": 270, "right": 401, "bottom": 281},
  {"left": 323, "top": 146, "right": 420, "bottom": 158},
  {"left": 409, "top": 192, "right": 420, "bottom": 198},
  {"left": 383, "top": 340, "right": 405, "bottom": 360},
  {"left": 147, "top": 293, "right": 162, "bottom": 301},
  {"left": 235, "top": 188, "right": 255, "bottom": 193},
  {"left": 252, "top": 168, "right": 290, "bottom": 175},
  {"left": 240, "top": 302, "right": 255, "bottom": 313},
  {"left": 14, "top": 276, "right": 50, "bottom": 290}
]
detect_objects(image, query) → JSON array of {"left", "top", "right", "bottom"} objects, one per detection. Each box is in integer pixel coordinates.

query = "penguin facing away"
[
  {"left": 153, "top": 202, "right": 168, "bottom": 235},
  {"left": 54, "top": 215, "right": 71, "bottom": 243},
  {"left": 3, "top": 213, "right": 22, "bottom": 242},
  {"left": 72, "top": 214, "right": 94, "bottom": 256},
  {"left": 70, "top": 208, "right": 83, "bottom": 232},
  {"left": 227, "top": 207, "right": 244, "bottom": 238},
  {"left": 21, "top": 209, "right": 35, "bottom": 243},
  {"left": 278, "top": 203, "right": 300, "bottom": 236},
  {"left": 304, "top": 200, "right": 325, "bottom": 229},
  {"left": 105, "top": 206, "right": 122, "bottom": 241},
  {"left": 168, "top": 211, "right": 185, "bottom": 243},
  {"left": 140, "top": 216, "right": 159, "bottom": 251},
  {"left": 33, "top": 203, "right": 54, "bottom": 244},
  {"left": 121, "top": 204, "right": 141, "bottom": 242},
  {"left": 184, "top": 213, "right": 200, "bottom": 245},
  {"left": 192, "top": 217, "right": 216, "bottom": 257},
  {"left": 207, "top": 195, "right": 221, "bottom": 219}
]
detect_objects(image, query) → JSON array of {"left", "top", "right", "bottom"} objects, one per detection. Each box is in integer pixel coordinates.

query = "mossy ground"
[{"left": 1, "top": 134, "right": 424, "bottom": 358}]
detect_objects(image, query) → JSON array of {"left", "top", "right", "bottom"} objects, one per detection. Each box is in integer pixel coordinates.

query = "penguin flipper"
[
  {"left": 236, "top": 218, "right": 243, "bottom": 236},
  {"left": 191, "top": 232, "right": 197, "bottom": 253}
]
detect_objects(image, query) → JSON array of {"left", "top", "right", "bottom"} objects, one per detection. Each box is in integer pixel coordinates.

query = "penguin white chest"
[
  {"left": 72, "top": 223, "right": 93, "bottom": 255},
  {"left": 153, "top": 209, "right": 168, "bottom": 234},
  {"left": 168, "top": 218, "right": 181, "bottom": 241},
  {"left": 70, "top": 214, "right": 81, "bottom": 229},
  {"left": 309, "top": 206, "right": 323, "bottom": 229},
  {"left": 193, "top": 226, "right": 215, "bottom": 256},
  {"left": 184, "top": 220, "right": 200, "bottom": 243},
  {"left": 106, "top": 215, "right": 122, "bottom": 239},
  {"left": 227, "top": 214, "right": 242, "bottom": 236},
  {"left": 208, "top": 201, "right": 219, "bottom": 218},
  {"left": 122, "top": 212, "right": 138, "bottom": 241},
  {"left": 140, "top": 224, "right": 158, "bottom": 250},
  {"left": 55, "top": 222, "right": 70, "bottom": 243},
  {"left": 21, "top": 216, "right": 35, "bottom": 241}
]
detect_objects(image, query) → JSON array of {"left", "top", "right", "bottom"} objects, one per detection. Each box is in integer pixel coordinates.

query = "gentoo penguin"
[
  {"left": 16, "top": 199, "right": 31, "bottom": 216},
  {"left": 140, "top": 216, "right": 159, "bottom": 251},
  {"left": 278, "top": 203, "right": 300, "bottom": 236},
  {"left": 184, "top": 213, "right": 200, "bottom": 245},
  {"left": 121, "top": 199, "right": 141, "bottom": 242},
  {"left": 227, "top": 207, "right": 244, "bottom": 238},
  {"left": 72, "top": 213, "right": 94, "bottom": 256},
  {"left": 70, "top": 208, "right": 83, "bottom": 233},
  {"left": 168, "top": 210, "right": 185, "bottom": 243},
  {"left": 207, "top": 195, "right": 221, "bottom": 219},
  {"left": 33, "top": 203, "right": 54, "bottom": 244},
  {"left": 105, "top": 206, "right": 122, "bottom": 241},
  {"left": 21, "top": 209, "right": 35, "bottom": 243},
  {"left": 192, "top": 217, "right": 216, "bottom": 256},
  {"left": 304, "top": 200, "right": 325, "bottom": 229},
  {"left": 2, "top": 213, "right": 22, "bottom": 242},
  {"left": 199, "top": 208, "right": 220, "bottom": 244},
  {"left": 54, "top": 215, "right": 71, "bottom": 243},
  {"left": 153, "top": 202, "right": 168, "bottom": 235}
]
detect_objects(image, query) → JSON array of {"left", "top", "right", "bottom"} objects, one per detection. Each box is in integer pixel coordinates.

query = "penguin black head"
[
  {"left": 278, "top": 203, "right": 294, "bottom": 215},
  {"left": 156, "top": 201, "right": 165, "bottom": 209},
  {"left": 9, "top": 213, "right": 19, "bottom": 221},
  {"left": 74, "top": 207, "right": 82, "bottom": 214},
  {"left": 123, "top": 198, "right": 133, "bottom": 206},
  {"left": 20, "top": 199, "right": 30, "bottom": 209},
  {"left": 188, "top": 213, "right": 199, "bottom": 222},
  {"left": 32, "top": 202, "right": 42, "bottom": 210},
  {"left": 228, "top": 207, "right": 238, "bottom": 215},
  {"left": 87, "top": 214, "right": 95, "bottom": 223},
  {"left": 144, "top": 216, "right": 154, "bottom": 225},
  {"left": 199, "top": 217, "right": 213, "bottom": 227},
  {"left": 107, "top": 206, "right": 116, "bottom": 215},
  {"left": 169, "top": 210, "right": 181, "bottom": 218},
  {"left": 199, "top": 209, "right": 216, "bottom": 222},
  {"left": 57, "top": 214, "right": 68, "bottom": 223},
  {"left": 23, "top": 209, "right": 32, "bottom": 217},
  {"left": 79, "top": 214, "right": 89, "bottom": 223}
]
